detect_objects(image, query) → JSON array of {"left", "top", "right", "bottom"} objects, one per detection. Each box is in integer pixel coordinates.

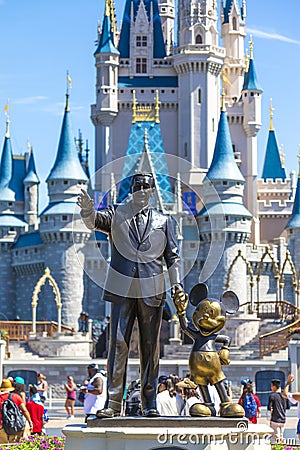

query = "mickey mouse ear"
[
  {"left": 190, "top": 283, "right": 208, "bottom": 306},
  {"left": 220, "top": 291, "right": 239, "bottom": 314}
]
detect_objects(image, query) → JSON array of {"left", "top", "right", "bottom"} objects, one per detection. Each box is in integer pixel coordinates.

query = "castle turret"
[
  {"left": 91, "top": 0, "right": 119, "bottom": 191},
  {"left": 40, "top": 94, "right": 90, "bottom": 329},
  {"left": 173, "top": 0, "right": 223, "bottom": 171},
  {"left": 221, "top": 0, "right": 247, "bottom": 103},
  {"left": 23, "top": 144, "right": 39, "bottom": 227},
  {"left": 0, "top": 117, "right": 15, "bottom": 209},
  {"left": 158, "top": 0, "right": 175, "bottom": 55},
  {"left": 197, "top": 94, "right": 252, "bottom": 299},
  {"left": 241, "top": 38, "right": 262, "bottom": 220}
]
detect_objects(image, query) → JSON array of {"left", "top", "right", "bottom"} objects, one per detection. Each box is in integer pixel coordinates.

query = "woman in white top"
[
  {"left": 36, "top": 373, "right": 48, "bottom": 404},
  {"left": 81, "top": 364, "right": 107, "bottom": 421},
  {"left": 156, "top": 378, "right": 184, "bottom": 416}
]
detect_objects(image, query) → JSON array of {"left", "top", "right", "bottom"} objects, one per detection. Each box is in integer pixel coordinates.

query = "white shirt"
[
  {"left": 157, "top": 390, "right": 183, "bottom": 416},
  {"left": 84, "top": 373, "right": 107, "bottom": 415}
]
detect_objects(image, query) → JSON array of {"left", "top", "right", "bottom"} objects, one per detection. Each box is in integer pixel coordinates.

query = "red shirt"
[
  {"left": 238, "top": 394, "right": 261, "bottom": 424},
  {"left": 0, "top": 392, "right": 23, "bottom": 426},
  {"left": 26, "top": 401, "right": 44, "bottom": 433}
]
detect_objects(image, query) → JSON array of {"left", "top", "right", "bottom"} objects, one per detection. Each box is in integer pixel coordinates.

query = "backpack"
[
  {"left": 1, "top": 393, "right": 25, "bottom": 435},
  {"left": 125, "top": 387, "right": 142, "bottom": 416},
  {"left": 243, "top": 394, "right": 257, "bottom": 419}
]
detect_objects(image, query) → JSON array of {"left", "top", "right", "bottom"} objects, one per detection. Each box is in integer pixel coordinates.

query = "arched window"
[
  {"left": 232, "top": 17, "right": 237, "bottom": 30},
  {"left": 195, "top": 34, "right": 202, "bottom": 44}
]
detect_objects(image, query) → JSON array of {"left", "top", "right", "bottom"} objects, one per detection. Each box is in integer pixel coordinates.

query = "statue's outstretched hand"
[
  {"left": 77, "top": 189, "right": 94, "bottom": 211},
  {"left": 218, "top": 347, "right": 230, "bottom": 365},
  {"left": 173, "top": 286, "right": 188, "bottom": 316}
]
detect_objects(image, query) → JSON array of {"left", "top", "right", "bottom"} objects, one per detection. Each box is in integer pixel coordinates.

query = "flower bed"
[{"left": 0, "top": 435, "right": 65, "bottom": 449}]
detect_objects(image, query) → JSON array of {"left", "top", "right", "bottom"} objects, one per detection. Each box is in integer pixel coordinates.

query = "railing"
[
  {"left": 259, "top": 318, "right": 300, "bottom": 358},
  {"left": 0, "top": 321, "right": 75, "bottom": 341},
  {"left": 240, "top": 300, "right": 300, "bottom": 322}
]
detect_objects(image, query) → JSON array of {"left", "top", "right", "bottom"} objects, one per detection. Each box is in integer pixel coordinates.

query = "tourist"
[
  {"left": 157, "top": 377, "right": 183, "bottom": 416},
  {"left": 36, "top": 373, "right": 48, "bottom": 404},
  {"left": 81, "top": 364, "right": 107, "bottom": 421},
  {"left": 0, "top": 379, "right": 33, "bottom": 444},
  {"left": 282, "top": 373, "right": 300, "bottom": 440},
  {"left": 26, "top": 385, "right": 45, "bottom": 435},
  {"left": 13, "top": 376, "right": 26, "bottom": 403},
  {"left": 238, "top": 386, "right": 260, "bottom": 423},
  {"left": 268, "top": 378, "right": 290, "bottom": 443},
  {"left": 64, "top": 376, "right": 77, "bottom": 419}
]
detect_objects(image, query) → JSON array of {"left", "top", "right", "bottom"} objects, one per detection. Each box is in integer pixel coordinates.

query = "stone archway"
[{"left": 31, "top": 267, "right": 62, "bottom": 334}]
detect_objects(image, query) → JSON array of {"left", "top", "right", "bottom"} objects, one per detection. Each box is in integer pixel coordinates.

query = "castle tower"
[
  {"left": 23, "top": 145, "right": 39, "bottom": 228},
  {"left": 40, "top": 94, "right": 90, "bottom": 328},
  {"left": 197, "top": 94, "right": 252, "bottom": 299},
  {"left": 158, "top": 0, "right": 175, "bottom": 55},
  {"left": 172, "top": 0, "right": 223, "bottom": 171},
  {"left": 0, "top": 117, "right": 27, "bottom": 320},
  {"left": 257, "top": 100, "right": 293, "bottom": 242},
  {"left": 91, "top": 0, "right": 119, "bottom": 191},
  {"left": 241, "top": 39, "right": 262, "bottom": 220},
  {"left": 221, "top": 0, "right": 247, "bottom": 103}
]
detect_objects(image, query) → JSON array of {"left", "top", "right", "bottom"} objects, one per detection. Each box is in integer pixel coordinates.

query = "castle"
[{"left": 0, "top": 0, "right": 299, "bottom": 334}]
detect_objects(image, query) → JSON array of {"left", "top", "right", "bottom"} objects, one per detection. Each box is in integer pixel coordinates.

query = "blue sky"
[{"left": 0, "top": 0, "right": 299, "bottom": 210}]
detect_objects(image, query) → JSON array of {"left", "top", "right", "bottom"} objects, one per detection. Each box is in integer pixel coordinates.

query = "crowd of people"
[{"left": 1, "top": 366, "right": 300, "bottom": 445}]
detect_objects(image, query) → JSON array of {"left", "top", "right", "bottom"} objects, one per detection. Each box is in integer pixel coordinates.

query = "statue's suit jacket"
[{"left": 81, "top": 201, "right": 181, "bottom": 307}]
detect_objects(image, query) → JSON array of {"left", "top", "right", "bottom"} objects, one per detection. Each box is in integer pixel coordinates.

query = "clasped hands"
[{"left": 173, "top": 286, "right": 188, "bottom": 316}]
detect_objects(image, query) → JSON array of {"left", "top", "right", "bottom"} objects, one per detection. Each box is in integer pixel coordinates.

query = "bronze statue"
[
  {"left": 78, "top": 173, "right": 186, "bottom": 418},
  {"left": 174, "top": 283, "right": 245, "bottom": 417}
]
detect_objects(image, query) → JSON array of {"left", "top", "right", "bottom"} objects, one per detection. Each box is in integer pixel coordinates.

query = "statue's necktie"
[{"left": 135, "top": 211, "right": 147, "bottom": 239}]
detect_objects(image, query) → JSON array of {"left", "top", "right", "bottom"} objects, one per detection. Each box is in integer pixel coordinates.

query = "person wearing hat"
[
  {"left": 80, "top": 364, "right": 107, "bottom": 421},
  {"left": 13, "top": 377, "right": 26, "bottom": 403},
  {"left": 0, "top": 378, "right": 33, "bottom": 443},
  {"left": 78, "top": 173, "right": 185, "bottom": 418}
]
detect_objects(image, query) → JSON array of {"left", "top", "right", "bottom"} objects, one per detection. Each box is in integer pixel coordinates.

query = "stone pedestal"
[{"left": 63, "top": 417, "right": 272, "bottom": 450}]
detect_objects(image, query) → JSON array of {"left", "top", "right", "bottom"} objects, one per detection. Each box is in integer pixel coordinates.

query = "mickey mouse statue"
[{"left": 174, "top": 283, "right": 245, "bottom": 418}]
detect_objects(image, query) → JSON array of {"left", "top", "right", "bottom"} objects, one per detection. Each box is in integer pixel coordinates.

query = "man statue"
[{"left": 77, "top": 172, "right": 186, "bottom": 418}]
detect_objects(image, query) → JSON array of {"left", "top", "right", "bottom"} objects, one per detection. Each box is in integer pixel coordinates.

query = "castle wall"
[{"left": 0, "top": 244, "right": 16, "bottom": 320}]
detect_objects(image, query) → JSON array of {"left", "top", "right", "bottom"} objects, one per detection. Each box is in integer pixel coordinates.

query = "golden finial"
[
  {"left": 249, "top": 35, "right": 253, "bottom": 60},
  {"left": 27, "top": 139, "right": 31, "bottom": 152},
  {"left": 280, "top": 145, "right": 285, "bottom": 168},
  {"left": 269, "top": 98, "right": 274, "bottom": 131},
  {"left": 155, "top": 90, "right": 160, "bottom": 124},
  {"left": 221, "top": 89, "right": 226, "bottom": 112},
  {"left": 65, "top": 93, "right": 70, "bottom": 112},
  {"left": 105, "top": 0, "right": 110, "bottom": 16},
  {"left": 132, "top": 90, "right": 137, "bottom": 123}
]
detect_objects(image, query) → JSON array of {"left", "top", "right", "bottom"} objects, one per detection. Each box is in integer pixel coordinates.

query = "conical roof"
[
  {"left": 0, "top": 133, "right": 15, "bottom": 201},
  {"left": 24, "top": 149, "right": 40, "bottom": 184},
  {"left": 47, "top": 98, "right": 88, "bottom": 182}
]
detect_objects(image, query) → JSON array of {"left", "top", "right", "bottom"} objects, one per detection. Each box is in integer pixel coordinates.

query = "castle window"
[
  {"left": 184, "top": 142, "right": 188, "bottom": 157},
  {"left": 136, "top": 58, "right": 147, "bottom": 74},
  {"left": 8, "top": 202, "right": 12, "bottom": 206},
  {"left": 136, "top": 36, "right": 147, "bottom": 47},
  {"left": 27, "top": 187, "right": 30, "bottom": 191},
  {"left": 62, "top": 215, "right": 68, "bottom": 221},
  {"left": 232, "top": 16, "right": 237, "bottom": 30},
  {"left": 51, "top": 181, "right": 54, "bottom": 185},
  {"left": 10, "top": 227, "right": 14, "bottom": 232},
  {"left": 212, "top": 118, "right": 215, "bottom": 132},
  {"left": 223, "top": 181, "right": 228, "bottom": 185},
  {"left": 195, "top": 34, "right": 202, "bottom": 44},
  {"left": 63, "top": 180, "right": 68, "bottom": 185},
  {"left": 198, "top": 88, "right": 201, "bottom": 104}
]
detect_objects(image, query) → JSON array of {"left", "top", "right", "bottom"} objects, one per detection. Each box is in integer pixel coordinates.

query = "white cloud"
[
  {"left": 248, "top": 28, "right": 300, "bottom": 45},
  {"left": 13, "top": 96, "right": 48, "bottom": 105}
]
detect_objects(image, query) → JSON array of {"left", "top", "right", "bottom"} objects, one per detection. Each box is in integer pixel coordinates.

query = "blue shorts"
[{"left": 297, "top": 419, "right": 300, "bottom": 435}]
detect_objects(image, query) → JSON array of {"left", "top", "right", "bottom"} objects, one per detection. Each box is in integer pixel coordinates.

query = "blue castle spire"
[
  {"left": 24, "top": 148, "right": 40, "bottom": 184},
  {"left": 242, "top": 39, "right": 261, "bottom": 91},
  {"left": 47, "top": 95, "right": 88, "bottom": 182},
  {"left": 118, "top": 0, "right": 166, "bottom": 59},
  {"left": 206, "top": 97, "right": 244, "bottom": 183},
  {"left": 0, "top": 118, "right": 15, "bottom": 201},
  {"left": 261, "top": 101, "right": 286, "bottom": 181},
  {"left": 223, "top": 0, "right": 245, "bottom": 23},
  {"left": 94, "top": 0, "right": 119, "bottom": 55}
]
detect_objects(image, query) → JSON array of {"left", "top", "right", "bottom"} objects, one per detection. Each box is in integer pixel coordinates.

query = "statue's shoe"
[
  {"left": 189, "top": 403, "right": 212, "bottom": 417},
  {"left": 96, "top": 407, "right": 120, "bottom": 418},
  {"left": 143, "top": 408, "right": 160, "bottom": 417},
  {"left": 219, "top": 402, "right": 245, "bottom": 418}
]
